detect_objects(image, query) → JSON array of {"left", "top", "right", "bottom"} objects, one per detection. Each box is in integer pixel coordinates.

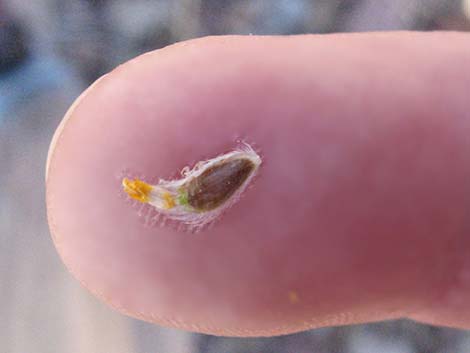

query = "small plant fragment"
[
  {"left": 122, "top": 143, "right": 261, "bottom": 229},
  {"left": 288, "top": 291, "right": 299, "bottom": 304}
]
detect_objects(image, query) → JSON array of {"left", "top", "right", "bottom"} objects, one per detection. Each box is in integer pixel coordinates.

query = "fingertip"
[
  {"left": 46, "top": 32, "right": 470, "bottom": 336},
  {"left": 45, "top": 73, "right": 110, "bottom": 182}
]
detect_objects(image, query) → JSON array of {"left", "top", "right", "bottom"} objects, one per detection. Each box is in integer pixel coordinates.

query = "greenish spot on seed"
[{"left": 177, "top": 189, "right": 189, "bottom": 206}]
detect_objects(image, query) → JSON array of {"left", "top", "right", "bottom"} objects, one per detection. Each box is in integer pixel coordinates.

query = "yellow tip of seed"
[
  {"left": 162, "top": 192, "right": 176, "bottom": 209},
  {"left": 122, "top": 178, "right": 153, "bottom": 203}
]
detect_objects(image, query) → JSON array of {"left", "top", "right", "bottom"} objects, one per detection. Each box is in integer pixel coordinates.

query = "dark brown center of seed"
[{"left": 186, "top": 158, "right": 255, "bottom": 211}]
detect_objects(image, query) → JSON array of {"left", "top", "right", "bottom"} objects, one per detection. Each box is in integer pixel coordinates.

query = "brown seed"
[{"left": 186, "top": 158, "right": 255, "bottom": 211}]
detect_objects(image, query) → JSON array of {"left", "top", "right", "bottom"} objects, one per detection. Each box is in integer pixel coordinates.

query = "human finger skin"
[{"left": 46, "top": 32, "right": 470, "bottom": 336}]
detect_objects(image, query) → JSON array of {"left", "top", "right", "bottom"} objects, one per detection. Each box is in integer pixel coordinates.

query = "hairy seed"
[{"left": 186, "top": 158, "right": 255, "bottom": 211}]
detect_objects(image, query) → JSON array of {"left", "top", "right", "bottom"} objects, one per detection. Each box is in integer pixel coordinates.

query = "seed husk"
[{"left": 186, "top": 158, "right": 255, "bottom": 211}]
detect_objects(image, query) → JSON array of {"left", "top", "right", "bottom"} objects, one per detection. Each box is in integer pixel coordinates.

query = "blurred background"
[{"left": 1, "top": 0, "right": 470, "bottom": 352}]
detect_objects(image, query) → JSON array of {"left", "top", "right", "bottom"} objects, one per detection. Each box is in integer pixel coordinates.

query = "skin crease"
[{"left": 46, "top": 32, "right": 470, "bottom": 336}]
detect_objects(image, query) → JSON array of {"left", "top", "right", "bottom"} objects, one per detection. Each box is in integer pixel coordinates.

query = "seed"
[
  {"left": 121, "top": 142, "right": 261, "bottom": 230},
  {"left": 186, "top": 158, "right": 255, "bottom": 211}
]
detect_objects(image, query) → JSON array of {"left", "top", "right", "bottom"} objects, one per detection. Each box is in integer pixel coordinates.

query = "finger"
[{"left": 46, "top": 32, "right": 470, "bottom": 336}]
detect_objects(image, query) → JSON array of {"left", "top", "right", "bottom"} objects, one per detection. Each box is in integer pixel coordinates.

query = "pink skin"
[{"left": 46, "top": 32, "right": 470, "bottom": 336}]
